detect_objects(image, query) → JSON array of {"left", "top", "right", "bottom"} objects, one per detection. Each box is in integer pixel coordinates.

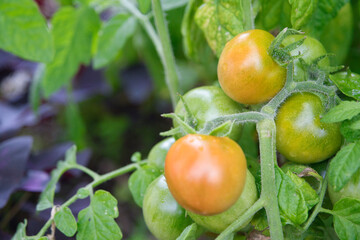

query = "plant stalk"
[
  {"left": 152, "top": 0, "right": 180, "bottom": 109},
  {"left": 257, "top": 118, "right": 284, "bottom": 240}
]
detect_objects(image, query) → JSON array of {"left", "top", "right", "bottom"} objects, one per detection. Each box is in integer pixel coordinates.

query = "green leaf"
[
  {"left": 286, "top": 171, "right": 319, "bottom": 210},
  {"left": 181, "top": 0, "right": 216, "bottom": 64},
  {"left": 77, "top": 190, "right": 122, "bottom": 240},
  {"left": 209, "top": 121, "right": 234, "bottom": 137},
  {"left": 259, "top": 0, "right": 290, "bottom": 30},
  {"left": 42, "top": 6, "right": 100, "bottom": 97},
  {"left": 93, "top": 14, "right": 136, "bottom": 69},
  {"left": 251, "top": 209, "right": 269, "bottom": 233},
  {"left": 330, "top": 72, "right": 360, "bottom": 101},
  {"left": 288, "top": 0, "right": 317, "bottom": 29},
  {"left": 195, "top": 0, "right": 244, "bottom": 57},
  {"left": 29, "top": 64, "right": 45, "bottom": 113},
  {"left": 128, "top": 165, "right": 162, "bottom": 207},
  {"left": 0, "top": 0, "right": 53, "bottom": 62},
  {"left": 328, "top": 141, "right": 360, "bottom": 191},
  {"left": 138, "top": 0, "right": 151, "bottom": 13},
  {"left": 130, "top": 152, "right": 141, "bottom": 163},
  {"left": 12, "top": 220, "right": 27, "bottom": 240},
  {"left": 276, "top": 167, "right": 308, "bottom": 226},
  {"left": 66, "top": 102, "right": 87, "bottom": 150},
  {"left": 77, "top": 187, "right": 91, "bottom": 199},
  {"left": 305, "top": 0, "right": 348, "bottom": 37},
  {"left": 37, "top": 161, "right": 73, "bottom": 211},
  {"left": 176, "top": 223, "right": 202, "bottom": 240},
  {"left": 333, "top": 198, "right": 360, "bottom": 240},
  {"left": 162, "top": 0, "right": 188, "bottom": 10},
  {"left": 55, "top": 207, "right": 77, "bottom": 237},
  {"left": 340, "top": 115, "right": 360, "bottom": 142},
  {"left": 321, "top": 101, "right": 360, "bottom": 123}
]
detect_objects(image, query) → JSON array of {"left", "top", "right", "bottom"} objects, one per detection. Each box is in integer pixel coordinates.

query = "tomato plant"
[
  {"left": 217, "top": 29, "right": 286, "bottom": 105},
  {"left": 143, "top": 175, "right": 193, "bottom": 240},
  {"left": 328, "top": 169, "right": 360, "bottom": 204},
  {"left": 174, "top": 86, "right": 243, "bottom": 140},
  {"left": 165, "top": 134, "right": 247, "bottom": 215},
  {"left": 147, "top": 137, "right": 175, "bottom": 170},
  {"left": 275, "top": 92, "right": 342, "bottom": 164}
]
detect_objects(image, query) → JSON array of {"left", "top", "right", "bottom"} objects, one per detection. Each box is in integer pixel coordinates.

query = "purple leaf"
[
  {"left": 19, "top": 170, "right": 50, "bottom": 192},
  {"left": 0, "top": 136, "right": 33, "bottom": 208}
]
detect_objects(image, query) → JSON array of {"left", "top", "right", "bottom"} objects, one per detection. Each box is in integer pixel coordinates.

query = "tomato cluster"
[{"left": 141, "top": 29, "right": 344, "bottom": 240}]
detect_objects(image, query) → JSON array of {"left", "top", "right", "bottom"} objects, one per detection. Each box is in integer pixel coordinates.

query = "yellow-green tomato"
[
  {"left": 328, "top": 169, "right": 360, "bottom": 205},
  {"left": 282, "top": 35, "right": 329, "bottom": 81},
  {"left": 188, "top": 169, "right": 258, "bottom": 233},
  {"left": 275, "top": 92, "right": 342, "bottom": 164},
  {"left": 143, "top": 175, "right": 193, "bottom": 240},
  {"left": 175, "top": 86, "right": 243, "bottom": 141}
]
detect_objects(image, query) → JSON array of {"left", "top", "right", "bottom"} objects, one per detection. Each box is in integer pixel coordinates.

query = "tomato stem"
[{"left": 257, "top": 118, "right": 284, "bottom": 240}]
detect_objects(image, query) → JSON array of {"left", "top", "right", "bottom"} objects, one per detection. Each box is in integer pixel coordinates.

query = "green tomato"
[
  {"left": 282, "top": 35, "right": 329, "bottom": 81},
  {"left": 328, "top": 169, "right": 360, "bottom": 205},
  {"left": 175, "top": 86, "right": 243, "bottom": 140},
  {"left": 148, "top": 137, "right": 175, "bottom": 170},
  {"left": 275, "top": 92, "right": 342, "bottom": 164},
  {"left": 188, "top": 169, "right": 258, "bottom": 234},
  {"left": 143, "top": 175, "right": 193, "bottom": 240}
]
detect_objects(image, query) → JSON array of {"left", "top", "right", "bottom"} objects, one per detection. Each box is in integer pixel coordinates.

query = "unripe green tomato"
[
  {"left": 148, "top": 137, "right": 175, "bottom": 170},
  {"left": 175, "top": 86, "right": 243, "bottom": 141},
  {"left": 282, "top": 35, "right": 329, "bottom": 81},
  {"left": 143, "top": 175, "right": 193, "bottom": 240},
  {"left": 275, "top": 92, "right": 342, "bottom": 164},
  {"left": 328, "top": 169, "right": 360, "bottom": 205},
  {"left": 188, "top": 169, "right": 258, "bottom": 233}
]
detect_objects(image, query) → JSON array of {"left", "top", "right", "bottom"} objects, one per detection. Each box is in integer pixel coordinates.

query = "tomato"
[
  {"left": 282, "top": 34, "right": 329, "bottom": 81},
  {"left": 165, "top": 134, "right": 247, "bottom": 215},
  {"left": 275, "top": 92, "right": 342, "bottom": 164},
  {"left": 188, "top": 169, "right": 258, "bottom": 233},
  {"left": 175, "top": 86, "right": 243, "bottom": 140},
  {"left": 147, "top": 137, "right": 175, "bottom": 170},
  {"left": 143, "top": 175, "right": 193, "bottom": 240},
  {"left": 328, "top": 169, "right": 360, "bottom": 204},
  {"left": 217, "top": 29, "right": 286, "bottom": 105}
]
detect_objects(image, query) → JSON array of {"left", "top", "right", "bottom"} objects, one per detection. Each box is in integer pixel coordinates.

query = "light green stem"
[
  {"left": 152, "top": 0, "right": 179, "bottom": 109},
  {"left": 257, "top": 119, "right": 284, "bottom": 240}
]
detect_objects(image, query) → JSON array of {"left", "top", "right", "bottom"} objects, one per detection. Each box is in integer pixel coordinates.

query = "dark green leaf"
[
  {"left": 275, "top": 167, "right": 308, "bottom": 226},
  {"left": 195, "top": 0, "right": 244, "bottom": 56},
  {"left": 77, "top": 190, "right": 122, "bottom": 240},
  {"left": 322, "top": 101, "right": 360, "bottom": 123},
  {"left": 259, "top": 0, "right": 290, "bottom": 30},
  {"left": 66, "top": 102, "right": 87, "bottom": 150},
  {"left": 94, "top": 14, "right": 136, "bottom": 68},
  {"left": 29, "top": 64, "right": 45, "bottom": 113},
  {"left": 138, "top": 0, "right": 151, "bottom": 13},
  {"left": 341, "top": 115, "right": 360, "bottom": 142},
  {"left": 128, "top": 165, "right": 162, "bottom": 207},
  {"left": 0, "top": 0, "right": 53, "bottom": 62},
  {"left": 238, "top": 123, "right": 258, "bottom": 159},
  {"left": 42, "top": 6, "right": 100, "bottom": 97},
  {"left": 333, "top": 198, "right": 360, "bottom": 240},
  {"left": 305, "top": 0, "right": 349, "bottom": 37},
  {"left": 37, "top": 161, "right": 73, "bottom": 211},
  {"left": 330, "top": 72, "right": 360, "bottom": 100},
  {"left": 288, "top": 0, "right": 317, "bottom": 29},
  {"left": 328, "top": 141, "right": 360, "bottom": 191},
  {"left": 55, "top": 207, "right": 77, "bottom": 237},
  {"left": 251, "top": 209, "right": 269, "bottom": 232},
  {"left": 11, "top": 220, "right": 27, "bottom": 240}
]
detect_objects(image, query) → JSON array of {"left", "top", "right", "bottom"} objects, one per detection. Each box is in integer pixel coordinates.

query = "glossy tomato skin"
[
  {"left": 143, "top": 175, "right": 193, "bottom": 240},
  {"left": 275, "top": 92, "right": 342, "bottom": 164},
  {"left": 165, "top": 134, "right": 247, "bottom": 215},
  {"left": 218, "top": 29, "right": 286, "bottom": 105},
  {"left": 282, "top": 35, "right": 329, "bottom": 81},
  {"left": 188, "top": 169, "right": 258, "bottom": 233},
  {"left": 148, "top": 137, "right": 175, "bottom": 170},
  {"left": 175, "top": 86, "right": 243, "bottom": 141},
  {"left": 328, "top": 169, "right": 360, "bottom": 204}
]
